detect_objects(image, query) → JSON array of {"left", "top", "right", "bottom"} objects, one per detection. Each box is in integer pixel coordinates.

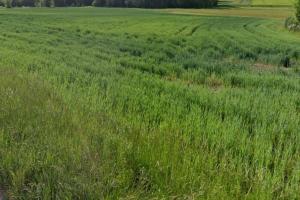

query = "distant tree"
[
  {"left": 125, "top": 0, "right": 141, "bottom": 7},
  {"left": 7, "top": 0, "right": 19, "bottom": 7},
  {"left": 83, "top": 0, "right": 93, "bottom": 5},
  {"left": 23, "top": 0, "right": 35, "bottom": 6},
  {"left": 5, "top": 0, "right": 12, "bottom": 7},
  {"left": 53, "top": 0, "right": 65, "bottom": 6},
  {"left": 44, "top": 0, "right": 54, "bottom": 7},
  {"left": 92, "top": 0, "right": 105, "bottom": 6},
  {"left": 10, "top": 0, "right": 18, "bottom": 6},
  {"left": 76, "top": 0, "right": 92, "bottom": 6},
  {"left": 33, "top": 0, "right": 41, "bottom": 6}
]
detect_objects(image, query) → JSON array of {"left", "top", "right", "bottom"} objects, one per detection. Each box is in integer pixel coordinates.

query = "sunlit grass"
[
  {"left": 162, "top": 7, "right": 293, "bottom": 19},
  {"left": 251, "top": 0, "right": 293, "bottom": 6}
]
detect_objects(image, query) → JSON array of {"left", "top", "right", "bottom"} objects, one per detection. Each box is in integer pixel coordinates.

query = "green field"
[
  {"left": 251, "top": 0, "right": 294, "bottom": 6},
  {"left": 0, "top": 7, "right": 300, "bottom": 199},
  {"left": 227, "top": 0, "right": 293, "bottom": 6},
  {"left": 165, "top": 7, "right": 293, "bottom": 18}
]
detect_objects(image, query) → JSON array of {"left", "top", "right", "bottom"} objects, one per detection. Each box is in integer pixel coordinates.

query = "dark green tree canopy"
[
  {"left": 296, "top": 0, "right": 300, "bottom": 22},
  {"left": 1, "top": 0, "right": 218, "bottom": 8}
]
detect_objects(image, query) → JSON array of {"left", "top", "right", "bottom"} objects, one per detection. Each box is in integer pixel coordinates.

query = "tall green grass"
[{"left": 0, "top": 8, "right": 300, "bottom": 199}]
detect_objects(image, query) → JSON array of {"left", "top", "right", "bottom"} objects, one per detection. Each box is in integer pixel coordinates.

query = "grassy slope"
[
  {"left": 227, "top": 0, "right": 294, "bottom": 6},
  {"left": 251, "top": 0, "right": 294, "bottom": 6},
  {"left": 163, "top": 7, "right": 293, "bottom": 19},
  {"left": 0, "top": 7, "right": 300, "bottom": 199}
]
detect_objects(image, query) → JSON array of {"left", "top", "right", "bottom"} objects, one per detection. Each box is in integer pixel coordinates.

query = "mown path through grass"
[{"left": 0, "top": 7, "right": 299, "bottom": 199}]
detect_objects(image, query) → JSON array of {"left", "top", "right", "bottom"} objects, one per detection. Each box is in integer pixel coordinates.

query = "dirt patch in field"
[
  {"left": 252, "top": 63, "right": 276, "bottom": 72},
  {"left": 205, "top": 74, "right": 224, "bottom": 91}
]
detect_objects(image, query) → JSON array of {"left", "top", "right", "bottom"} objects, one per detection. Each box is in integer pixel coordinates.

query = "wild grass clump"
[
  {"left": 279, "top": 55, "right": 292, "bottom": 68},
  {"left": 285, "top": 16, "right": 300, "bottom": 31}
]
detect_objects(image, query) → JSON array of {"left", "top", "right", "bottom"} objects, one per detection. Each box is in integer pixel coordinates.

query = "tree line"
[
  {"left": 93, "top": 0, "right": 218, "bottom": 8},
  {"left": 0, "top": 0, "right": 218, "bottom": 8}
]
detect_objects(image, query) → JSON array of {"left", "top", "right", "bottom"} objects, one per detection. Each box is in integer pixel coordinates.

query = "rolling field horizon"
[
  {"left": 226, "top": 0, "right": 294, "bottom": 6},
  {"left": 251, "top": 0, "right": 294, "bottom": 6},
  {"left": 0, "top": 6, "right": 299, "bottom": 199},
  {"left": 163, "top": 6, "right": 294, "bottom": 19}
]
